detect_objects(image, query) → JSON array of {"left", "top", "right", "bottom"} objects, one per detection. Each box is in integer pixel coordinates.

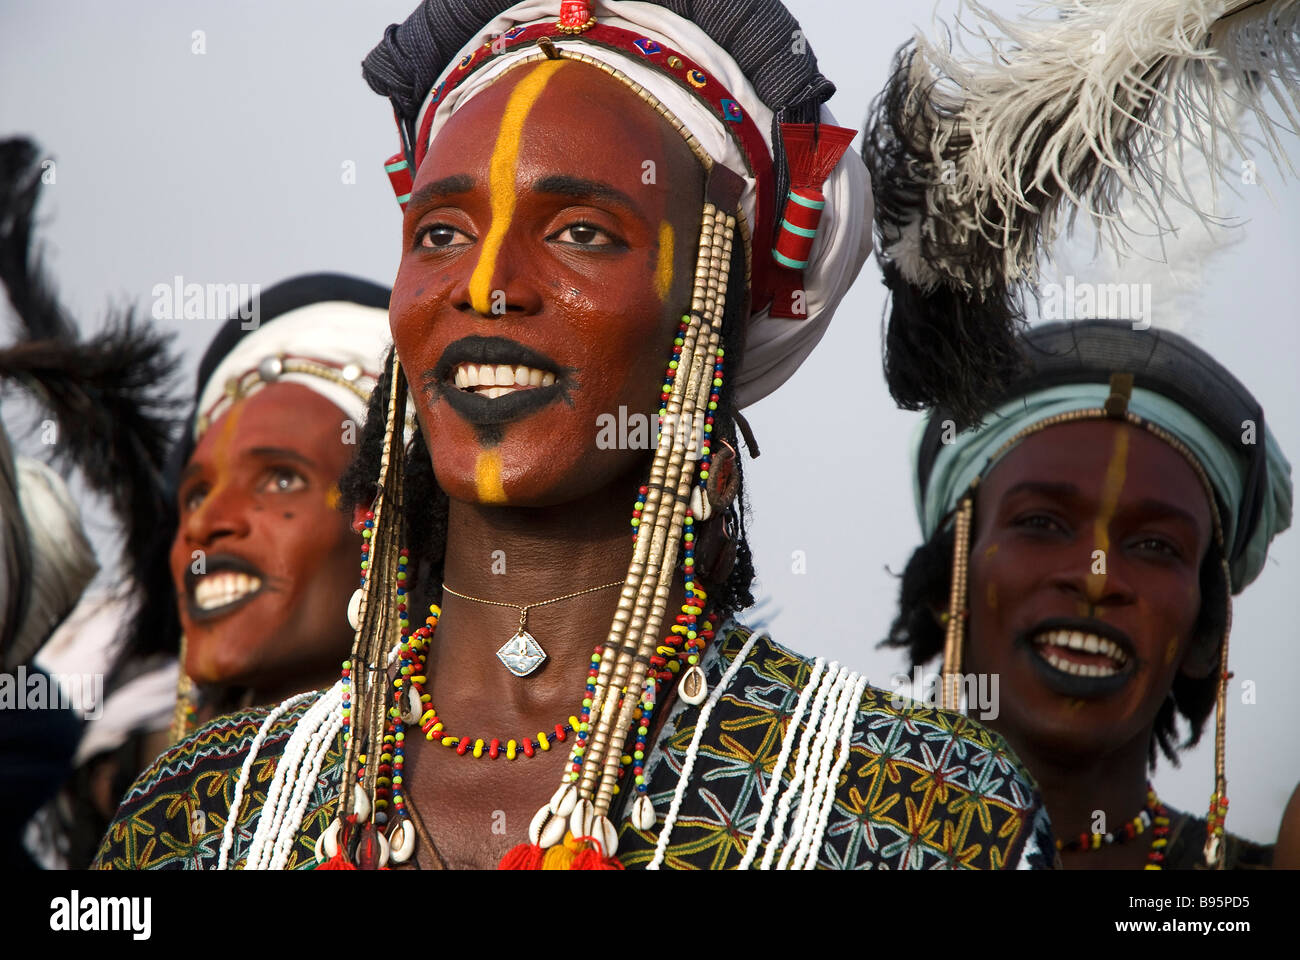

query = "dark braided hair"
[
  {"left": 882, "top": 511, "right": 1227, "bottom": 769},
  {"left": 339, "top": 238, "right": 757, "bottom": 624}
]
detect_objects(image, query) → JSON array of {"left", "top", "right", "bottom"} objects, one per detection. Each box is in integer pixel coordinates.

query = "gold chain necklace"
[{"left": 440, "top": 580, "right": 623, "bottom": 677}]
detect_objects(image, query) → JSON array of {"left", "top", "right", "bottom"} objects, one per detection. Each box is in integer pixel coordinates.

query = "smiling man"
[
  {"left": 886, "top": 319, "right": 1293, "bottom": 869},
  {"left": 164, "top": 274, "right": 391, "bottom": 734}
]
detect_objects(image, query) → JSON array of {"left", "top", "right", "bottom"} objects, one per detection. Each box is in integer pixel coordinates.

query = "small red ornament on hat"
[
  {"left": 769, "top": 122, "right": 857, "bottom": 319},
  {"left": 557, "top": 0, "right": 596, "bottom": 34}
]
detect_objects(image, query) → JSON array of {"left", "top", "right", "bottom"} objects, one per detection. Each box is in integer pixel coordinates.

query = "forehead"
[
  {"left": 420, "top": 59, "right": 698, "bottom": 187},
  {"left": 190, "top": 383, "right": 346, "bottom": 463},
  {"left": 981, "top": 419, "right": 1211, "bottom": 516}
]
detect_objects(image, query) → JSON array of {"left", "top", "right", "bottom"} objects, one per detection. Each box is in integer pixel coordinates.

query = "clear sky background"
[{"left": 2, "top": 0, "right": 1296, "bottom": 843}]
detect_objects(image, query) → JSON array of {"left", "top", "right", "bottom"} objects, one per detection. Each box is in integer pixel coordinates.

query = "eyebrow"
[
  {"left": 408, "top": 174, "right": 476, "bottom": 209},
  {"left": 248, "top": 447, "right": 318, "bottom": 469},
  {"left": 1120, "top": 497, "right": 1202, "bottom": 531},
  {"left": 534, "top": 175, "right": 644, "bottom": 217},
  {"left": 999, "top": 481, "right": 1081, "bottom": 501}
]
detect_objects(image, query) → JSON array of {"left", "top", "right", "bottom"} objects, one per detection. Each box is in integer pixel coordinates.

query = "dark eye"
[
  {"left": 418, "top": 223, "right": 474, "bottom": 249},
  {"left": 1013, "top": 513, "right": 1066, "bottom": 534},
  {"left": 260, "top": 468, "right": 306, "bottom": 495},
  {"left": 550, "top": 222, "right": 621, "bottom": 247},
  {"left": 181, "top": 485, "right": 208, "bottom": 513},
  {"left": 1133, "top": 536, "right": 1181, "bottom": 559}
]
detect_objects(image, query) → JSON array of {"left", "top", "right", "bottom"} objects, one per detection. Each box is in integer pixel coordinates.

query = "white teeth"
[
  {"left": 194, "top": 572, "right": 263, "bottom": 611},
  {"left": 452, "top": 363, "right": 555, "bottom": 393},
  {"left": 1068, "top": 631, "right": 1085, "bottom": 650},
  {"left": 1083, "top": 635, "right": 1100, "bottom": 654},
  {"left": 1034, "top": 629, "right": 1128, "bottom": 669}
]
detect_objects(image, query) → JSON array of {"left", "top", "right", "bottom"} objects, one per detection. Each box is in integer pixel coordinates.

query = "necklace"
[
  {"left": 441, "top": 580, "right": 624, "bottom": 677},
  {"left": 1056, "top": 782, "right": 1170, "bottom": 869}
]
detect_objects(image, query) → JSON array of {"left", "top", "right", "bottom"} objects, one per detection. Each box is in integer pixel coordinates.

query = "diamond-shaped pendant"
[{"left": 496, "top": 629, "right": 547, "bottom": 677}]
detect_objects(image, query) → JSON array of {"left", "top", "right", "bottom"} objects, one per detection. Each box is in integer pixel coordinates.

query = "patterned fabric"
[{"left": 93, "top": 623, "right": 1054, "bottom": 870}]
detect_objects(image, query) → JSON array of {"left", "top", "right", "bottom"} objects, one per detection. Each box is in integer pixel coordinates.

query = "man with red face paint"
[
  {"left": 886, "top": 320, "right": 1293, "bottom": 870},
  {"left": 119, "top": 274, "right": 390, "bottom": 745},
  {"left": 95, "top": 1, "right": 1062, "bottom": 871}
]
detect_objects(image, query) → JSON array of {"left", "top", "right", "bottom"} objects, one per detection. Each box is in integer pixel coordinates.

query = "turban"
[
  {"left": 364, "top": 0, "right": 873, "bottom": 408},
  {"left": 915, "top": 320, "right": 1293, "bottom": 593},
  {"left": 190, "top": 274, "right": 391, "bottom": 445}
]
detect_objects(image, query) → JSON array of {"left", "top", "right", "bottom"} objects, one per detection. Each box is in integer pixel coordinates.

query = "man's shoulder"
[{"left": 655, "top": 621, "right": 1054, "bottom": 869}]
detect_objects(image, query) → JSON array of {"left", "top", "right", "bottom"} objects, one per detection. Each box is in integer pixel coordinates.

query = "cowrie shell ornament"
[{"left": 678, "top": 665, "right": 708, "bottom": 705}]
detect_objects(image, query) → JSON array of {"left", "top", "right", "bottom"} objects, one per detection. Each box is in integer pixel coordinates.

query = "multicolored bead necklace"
[
  {"left": 339, "top": 505, "right": 718, "bottom": 863},
  {"left": 1055, "top": 782, "right": 1171, "bottom": 869}
]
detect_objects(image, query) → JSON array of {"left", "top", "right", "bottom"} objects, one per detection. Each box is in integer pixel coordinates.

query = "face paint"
[
  {"left": 1088, "top": 428, "right": 1130, "bottom": 598},
  {"left": 326, "top": 482, "right": 342, "bottom": 511},
  {"left": 654, "top": 220, "right": 675, "bottom": 303},
  {"left": 474, "top": 448, "right": 508, "bottom": 504},
  {"left": 1165, "top": 635, "right": 1178, "bottom": 665},
  {"left": 467, "top": 60, "right": 569, "bottom": 314},
  {"left": 188, "top": 398, "right": 246, "bottom": 532},
  {"left": 984, "top": 542, "right": 999, "bottom": 560}
]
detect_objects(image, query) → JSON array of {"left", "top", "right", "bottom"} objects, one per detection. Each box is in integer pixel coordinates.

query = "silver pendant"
[{"left": 496, "top": 629, "right": 547, "bottom": 677}]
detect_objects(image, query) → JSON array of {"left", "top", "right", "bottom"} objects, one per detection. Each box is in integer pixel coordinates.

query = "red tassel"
[
  {"left": 769, "top": 122, "right": 857, "bottom": 319},
  {"left": 355, "top": 822, "right": 384, "bottom": 870},
  {"left": 314, "top": 849, "right": 356, "bottom": 870},
  {"left": 567, "top": 836, "right": 625, "bottom": 870},
  {"left": 498, "top": 842, "right": 546, "bottom": 870}
]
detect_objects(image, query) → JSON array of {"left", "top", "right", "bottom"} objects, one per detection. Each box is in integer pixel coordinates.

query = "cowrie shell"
[
  {"left": 631, "top": 794, "right": 657, "bottom": 831},
  {"left": 375, "top": 827, "right": 391, "bottom": 869},
  {"left": 318, "top": 818, "right": 342, "bottom": 862},
  {"left": 569, "top": 798, "right": 595, "bottom": 839},
  {"left": 690, "top": 485, "right": 711, "bottom": 521},
  {"left": 389, "top": 819, "right": 416, "bottom": 863},
  {"left": 353, "top": 784, "right": 371, "bottom": 822},
  {"left": 540, "top": 814, "right": 568, "bottom": 849},
  {"left": 679, "top": 665, "right": 708, "bottom": 705},
  {"left": 347, "top": 588, "right": 363, "bottom": 630},
  {"left": 591, "top": 814, "right": 619, "bottom": 856},
  {"left": 401, "top": 684, "right": 422, "bottom": 724},
  {"left": 549, "top": 782, "right": 578, "bottom": 817},
  {"left": 528, "top": 804, "right": 550, "bottom": 845}
]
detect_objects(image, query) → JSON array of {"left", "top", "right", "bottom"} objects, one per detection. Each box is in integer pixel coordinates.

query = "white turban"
[{"left": 195, "top": 301, "right": 392, "bottom": 440}]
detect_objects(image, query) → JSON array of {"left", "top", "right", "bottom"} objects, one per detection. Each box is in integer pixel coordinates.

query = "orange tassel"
[{"left": 498, "top": 843, "right": 546, "bottom": 870}]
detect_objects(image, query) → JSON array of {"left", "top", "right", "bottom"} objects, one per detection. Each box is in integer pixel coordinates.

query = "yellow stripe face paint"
[
  {"left": 1089, "top": 429, "right": 1130, "bottom": 597},
  {"left": 654, "top": 220, "right": 674, "bottom": 303},
  {"left": 475, "top": 449, "right": 508, "bottom": 504},
  {"left": 467, "top": 60, "right": 569, "bottom": 314}
]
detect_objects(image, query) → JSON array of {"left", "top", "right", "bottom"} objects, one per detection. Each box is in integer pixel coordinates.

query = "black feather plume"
[{"left": 0, "top": 137, "right": 185, "bottom": 662}]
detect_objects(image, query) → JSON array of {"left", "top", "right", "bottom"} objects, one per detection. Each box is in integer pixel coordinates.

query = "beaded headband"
[{"left": 195, "top": 354, "right": 373, "bottom": 439}]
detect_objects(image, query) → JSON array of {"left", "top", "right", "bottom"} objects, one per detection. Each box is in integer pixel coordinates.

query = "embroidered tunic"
[{"left": 94, "top": 624, "right": 1054, "bottom": 870}]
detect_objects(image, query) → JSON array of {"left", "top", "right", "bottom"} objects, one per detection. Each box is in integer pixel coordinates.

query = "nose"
[
  {"left": 458, "top": 225, "right": 544, "bottom": 319},
  {"left": 182, "top": 482, "right": 252, "bottom": 548},
  {"left": 1047, "top": 542, "right": 1138, "bottom": 610}
]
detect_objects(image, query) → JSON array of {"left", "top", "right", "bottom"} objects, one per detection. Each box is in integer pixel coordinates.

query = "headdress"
[
  {"left": 0, "top": 137, "right": 180, "bottom": 670},
  {"left": 234, "top": 0, "right": 870, "bottom": 871},
  {"left": 863, "top": 0, "right": 1300, "bottom": 426},
  {"left": 914, "top": 319, "right": 1293, "bottom": 868}
]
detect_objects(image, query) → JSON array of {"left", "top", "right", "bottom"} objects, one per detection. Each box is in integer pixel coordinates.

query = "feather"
[
  {"left": 0, "top": 137, "right": 185, "bottom": 665},
  {"left": 863, "top": 0, "right": 1299, "bottom": 421}
]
